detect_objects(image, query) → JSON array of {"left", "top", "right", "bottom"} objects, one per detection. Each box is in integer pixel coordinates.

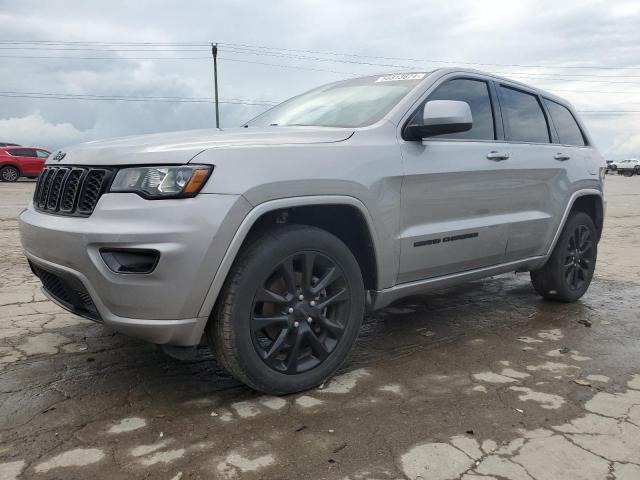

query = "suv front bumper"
[{"left": 19, "top": 192, "right": 251, "bottom": 346}]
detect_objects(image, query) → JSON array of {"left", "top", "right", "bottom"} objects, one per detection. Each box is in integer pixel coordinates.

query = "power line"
[
  {"left": 0, "top": 54, "right": 208, "bottom": 60},
  {"left": 219, "top": 45, "right": 640, "bottom": 78},
  {"left": 218, "top": 41, "right": 640, "bottom": 71},
  {"left": 577, "top": 111, "right": 640, "bottom": 114},
  {"left": 0, "top": 94, "right": 271, "bottom": 106},
  {"left": 487, "top": 70, "right": 640, "bottom": 79},
  {"left": 550, "top": 88, "right": 640, "bottom": 95},
  {"left": 220, "top": 57, "right": 357, "bottom": 75},
  {"left": 0, "top": 45, "right": 415, "bottom": 69},
  {"left": 493, "top": 73, "right": 640, "bottom": 85},
  {"left": 0, "top": 46, "right": 209, "bottom": 52},
  {"left": 5, "top": 48, "right": 640, "bottom": 83},
  {"left": 2, "top": 38, "right": 640, "bottom": 71},
  {"left": 0, "top": 40, "right": 211, "bottom": 46},
  {"left": 0, "top": 90, "right": 277, "bottom": 103},
  {"left": 0, "top": 51, "right": 638, "bottom": 83},
  {"left": 2, "top": 41, "right": 640, "bottom": 80},
  {"left": 219, "top": 47, "right": 640, "bottom": 81},
  {"left": 0, "top": 54, "right": 359, "bottom": 75},
  {"left": 501, "top": 72, "right": 640, "bottom": 81},
  {"left": 3, "top": 51, "right": 640, "bottom": 85},
  {"left": 0, "top": 92, "right": 276, "bottom": 106},
  {"left": 0, "top": 44, "right": 406, "bottom": 74}
]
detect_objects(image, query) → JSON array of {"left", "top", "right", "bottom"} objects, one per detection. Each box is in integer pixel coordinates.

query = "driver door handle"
[
  {"left": 554, "top": 153, "right": 571, "bottom": 161},
  {"left": 486, "top": 151, "right": 510, "bottom": 161}
]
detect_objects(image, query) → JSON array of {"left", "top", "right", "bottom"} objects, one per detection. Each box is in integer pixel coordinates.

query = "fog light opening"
[{"left": 100, "top": 248, "right": 160, "bottom": 274}]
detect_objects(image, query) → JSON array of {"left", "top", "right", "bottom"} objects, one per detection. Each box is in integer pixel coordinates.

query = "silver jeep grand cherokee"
[{"left": 19, "top": 69, "right": 605, "bottom": 394}]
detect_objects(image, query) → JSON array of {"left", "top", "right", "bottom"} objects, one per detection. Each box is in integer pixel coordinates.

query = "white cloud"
[
  {"left": 0, "top": 112, "right": 88, "bottom": 148},
  {"left": 612, "top": 1, "right": 640, "bottom": 17},
  {"left": 609, "top": 130, "right": 640, "bottom": 157}
]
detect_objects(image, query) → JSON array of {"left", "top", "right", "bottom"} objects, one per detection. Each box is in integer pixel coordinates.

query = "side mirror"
[{"left": 404, "top": 100, "right": 473, "bottom": 140}]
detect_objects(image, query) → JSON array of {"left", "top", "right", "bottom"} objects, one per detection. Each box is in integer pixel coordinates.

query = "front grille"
[
  {"left": 30, "top": 262, "right": 101, "bottom": 321},
  {"left": 46, "top": 168, "right": 68, "bottom": 210},
  {"left": 60, "top": 169, "right": 83, "bottom": 212},
  {"left": 34, "top": 166, "right": 112, "bottom": 217},
  {"left": 78, "top": 170, "right": 107, "bottom": 214}
]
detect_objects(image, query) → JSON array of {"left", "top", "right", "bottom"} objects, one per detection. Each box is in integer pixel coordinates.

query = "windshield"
[{"left": 246, "top": 73, "right": 429, "bottom": 128}]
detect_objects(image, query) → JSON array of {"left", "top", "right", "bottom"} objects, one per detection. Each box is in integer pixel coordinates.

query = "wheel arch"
[
  {"left": 571, "top": 194, "right": 604, "bottom": 241},
  {"left": 197, "top": 196, "right": 381, "bottom": 318},
  {"left": 546, "top": 189, "right": 604, "bottom": 256}
]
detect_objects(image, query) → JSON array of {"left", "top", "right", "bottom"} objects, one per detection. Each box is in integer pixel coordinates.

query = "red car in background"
[{"left": 0, "top": 146, "right": 50, "bottom": 182}]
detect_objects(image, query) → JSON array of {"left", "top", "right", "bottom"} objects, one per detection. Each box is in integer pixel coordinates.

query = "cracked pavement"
[{"left": 1, "top": 175, "right": 640, "bottom": 479}]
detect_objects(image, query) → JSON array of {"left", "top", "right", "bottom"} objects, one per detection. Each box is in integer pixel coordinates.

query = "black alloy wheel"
[
  {"left": 563, "top": 224, "right": 595, "bottom": 292},
  {"left": 251, "top": 251, "right": 350, "bottom": 374},
  {"left": 530, "top": 212, "right": 597, "bottom": 302},
  {"left": 208, "top": 224, "right": 365, "bottom": 395}
]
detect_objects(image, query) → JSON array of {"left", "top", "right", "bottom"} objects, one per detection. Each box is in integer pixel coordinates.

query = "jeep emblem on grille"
[{"left": 53, "top": 151, "right": 66, "bottom": 162}]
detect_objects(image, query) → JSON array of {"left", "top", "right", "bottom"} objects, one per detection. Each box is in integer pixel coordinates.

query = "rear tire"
[
  {"left": 0, "top": 166, "right": 20, "bottom": 182},
  {"left": 207, "top": 224, "right": 365, "bottom": 395},
  {"left": 530, "top": 212, "right": 597, "bottom": 302}
]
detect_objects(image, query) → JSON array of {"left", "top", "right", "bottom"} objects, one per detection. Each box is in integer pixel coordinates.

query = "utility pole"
[{"left": 211, "top": 43, "right": 220, "bottom": 128}]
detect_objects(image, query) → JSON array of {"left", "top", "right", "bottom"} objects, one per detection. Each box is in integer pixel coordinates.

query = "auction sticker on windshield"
[{"left": 376, "top": 73, "right": 426, "bottom": 82}]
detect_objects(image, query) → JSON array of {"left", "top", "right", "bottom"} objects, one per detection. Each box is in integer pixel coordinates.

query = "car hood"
[{"left": 48, "top": 127, "right": 355, "bottom": 166}]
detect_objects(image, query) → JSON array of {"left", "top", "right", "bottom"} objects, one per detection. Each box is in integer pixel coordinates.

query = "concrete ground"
[{"left": 1, "top": 175, "right": 639, "bottom": 480}]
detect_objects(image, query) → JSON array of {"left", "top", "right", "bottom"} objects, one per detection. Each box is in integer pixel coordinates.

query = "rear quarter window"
[{"left": 543, "top": 98, "right": 586, "bottom": 146}]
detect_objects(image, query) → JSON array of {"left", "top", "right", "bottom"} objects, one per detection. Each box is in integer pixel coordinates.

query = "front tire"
[
  {"left": 530, "top": 212, "right": 597, "bottom": 302},
  {"left": 208, "top": 224, "right": 365, "bottom": 395},
  {"left": 0, "top": 166, "right": 20, "bottom": 182}
]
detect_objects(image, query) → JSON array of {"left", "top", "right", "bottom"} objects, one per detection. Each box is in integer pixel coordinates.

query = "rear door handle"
[
  {"left": 554, "top": 153, "right": 571, "bottom": 161},
  {"left": 486, "top": 151, "right": 510, "bottom": 161}
]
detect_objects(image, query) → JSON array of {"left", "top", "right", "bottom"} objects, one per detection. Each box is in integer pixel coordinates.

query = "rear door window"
[
  {"left": 543, "top": 99, "right": 586, "bottom": 146},
  {"left": 36, "top": 150, "right": 50, "bottom": 158},
  {"left": 499, "top": 86, "right": 550, "bottom": 143}
]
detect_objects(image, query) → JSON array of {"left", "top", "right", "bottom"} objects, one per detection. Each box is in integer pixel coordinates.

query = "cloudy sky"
[{"left": 1, "top": 0, "right": 639, "bottom": 158}]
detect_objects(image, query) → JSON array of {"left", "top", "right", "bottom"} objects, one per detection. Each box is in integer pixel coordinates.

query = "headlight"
[{"left": 110, "top": 165, "right": 212, "bottom": 199}]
